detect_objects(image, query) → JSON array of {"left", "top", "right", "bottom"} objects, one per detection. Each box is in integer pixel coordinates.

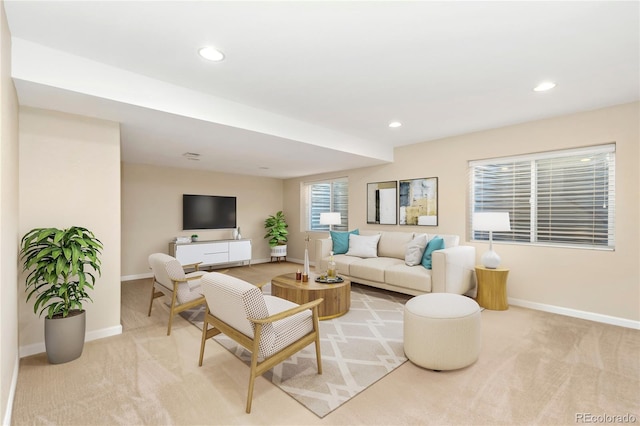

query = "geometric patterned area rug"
[{"left": 180, "top": 283, "right": 411, "bottom": 418}]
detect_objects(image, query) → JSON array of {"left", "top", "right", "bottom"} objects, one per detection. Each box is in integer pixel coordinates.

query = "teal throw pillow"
[
  {"left": 421, "top": 236, "right": 445, "bottom": 269},
  {"left": 330, "top": 229, "right": 359, "bottom": 254}
]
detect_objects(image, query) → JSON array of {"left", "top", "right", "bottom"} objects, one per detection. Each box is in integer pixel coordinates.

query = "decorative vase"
[
  {"left": 303, "top": 248, "right": 310, "bottom": 276},
  {"left": 327, "top": 251, "right": 336, "bottom": 278},
  {"left": 232, "top": 228, "right": 238, "bottom": 239},
  {"left": 237, "top": 227, "right": 242, "bottom": 240},
  {"left": 303, "top": 235, "right": 310, "bottom": 276},
  {"left": 44, "top": 309, "right": 86, "bottom": 364}
]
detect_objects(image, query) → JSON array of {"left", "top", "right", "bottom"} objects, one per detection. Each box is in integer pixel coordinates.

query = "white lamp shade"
[
  {"left": 320, "top": 212, "right": 342, "bottom": 226},
  {"left": 473, "top": 212, "right": 511, "bottom": 232}
]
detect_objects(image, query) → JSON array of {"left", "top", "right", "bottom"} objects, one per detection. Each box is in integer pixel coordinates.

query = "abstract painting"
[
  {"left": 367, "top": 181, "right": 397, "bottom": 224},
  {"left": 399, "top": 177, "right": 438, "bottom": 226}
]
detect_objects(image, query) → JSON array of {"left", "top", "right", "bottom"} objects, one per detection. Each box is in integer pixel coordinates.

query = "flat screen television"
[{"left": 182, "top": 194, "right": 237, "bottom": 230}]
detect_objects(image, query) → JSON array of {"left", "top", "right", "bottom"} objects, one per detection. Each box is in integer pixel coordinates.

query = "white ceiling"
[{"left": 5, "top": 1, "right": 639, "bottom": 179}]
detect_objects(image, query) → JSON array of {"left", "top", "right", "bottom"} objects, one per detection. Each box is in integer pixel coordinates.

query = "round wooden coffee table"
[{"left": 271, "top": 273, "right": 350, "bottom": 320}]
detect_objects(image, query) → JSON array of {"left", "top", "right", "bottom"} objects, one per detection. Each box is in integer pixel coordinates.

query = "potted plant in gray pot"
[
  {"left": 264, "top": 211, "right": 288, "bottom": 260},
  {"left": 20, "top": 226, "right": 103, "bottom": 364}
]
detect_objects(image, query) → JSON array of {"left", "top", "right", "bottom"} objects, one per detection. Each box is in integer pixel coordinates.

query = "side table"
[{"left": 475, "top": 266, "right": 509, "bottom": 310}]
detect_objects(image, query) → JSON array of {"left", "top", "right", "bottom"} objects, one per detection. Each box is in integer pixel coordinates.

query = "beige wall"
[
  {"left": 18, "top": 107, "right": 122, "bottom": 350},
  {"left": 284, "top": 102, "right": 640, "bottom": 323},
  {"left": 0, "top": 1, "right": 19, "bottom": 422},
  {"left": 121, "top": 163, "right": 284, "bottom": 276}
]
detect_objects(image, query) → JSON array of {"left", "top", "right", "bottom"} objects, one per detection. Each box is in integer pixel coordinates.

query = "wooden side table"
[{"left": 475, "top": 266, "right": 509, "bottom": 310}]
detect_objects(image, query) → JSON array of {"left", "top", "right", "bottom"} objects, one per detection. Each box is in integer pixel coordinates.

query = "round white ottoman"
[{"left": 404, "top": 293, "right": 481, "bottom": 371}]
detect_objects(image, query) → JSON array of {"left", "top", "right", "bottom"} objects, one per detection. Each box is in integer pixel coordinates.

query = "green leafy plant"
[
  {"left": 20, "top": 226, "right": 103, "bottom": 319},
  {"left": 264, "top": 211, "right": 288, "bottom": 247}
]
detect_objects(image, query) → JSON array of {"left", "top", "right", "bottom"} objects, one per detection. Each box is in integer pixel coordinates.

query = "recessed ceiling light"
[
  {"left": 533, "top": 81, "right": 556, "bottom": 92},
  {"left": 388, "top": 121, "right": 402, "bottom": 128},
  {"left": 198, "top": 46, "right": 225, "bottom": 62}
]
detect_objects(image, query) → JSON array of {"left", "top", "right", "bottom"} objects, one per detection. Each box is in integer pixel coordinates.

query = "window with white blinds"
[
  {"left": 469, "top": 144, "right": 615, "bottom": 249},
  {"left": 303, "top": 177, "right": 348, "bottom": 232}
]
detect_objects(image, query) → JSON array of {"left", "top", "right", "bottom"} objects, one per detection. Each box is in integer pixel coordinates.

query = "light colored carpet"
[
  {"left": 183, "top": 282, "right": 411, "bottom": 418},
  {"left": 10, "top": 262, "right": 640, "bottom": 425}
]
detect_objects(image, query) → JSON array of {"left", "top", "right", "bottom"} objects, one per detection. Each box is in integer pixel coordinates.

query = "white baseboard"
[
  {"left": 509, "top": 297, "right": 640, "bottom": 330},
  {"left": 121, "top": 272, "right": 152, "bottom": 281},
  {"left": 87, "top": 324, "right": 123, "bottom": 341},
  {"left": 19, "top": 324, "right": 123, "bottom": 358},
  {"left": 2, "top": 355, "right": 19, "bottom": 426}
]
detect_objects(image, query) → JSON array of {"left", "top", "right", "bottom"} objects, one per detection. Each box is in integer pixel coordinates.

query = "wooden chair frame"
[
  {"left": 199, "top": 297, "right": 323, "bottom": 413},
  {"left": 148, "top": 261, "right": 206, "bottom": 335}
]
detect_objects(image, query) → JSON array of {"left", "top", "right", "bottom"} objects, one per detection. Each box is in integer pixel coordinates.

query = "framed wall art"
[
  {"left": 399, "top": 177, "right": 438, "bottom": 226},
  {"left": 367, "top": 181, "right": 397, "bottom": 224}
]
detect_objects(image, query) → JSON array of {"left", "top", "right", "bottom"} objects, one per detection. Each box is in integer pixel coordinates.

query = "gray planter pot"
[{"left": 44, "top": 309, "right": 86, "bottom": 364}]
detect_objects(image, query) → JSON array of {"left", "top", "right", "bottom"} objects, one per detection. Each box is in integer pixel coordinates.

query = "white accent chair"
[
  {"left": 147, "top": 253, "right": 207, "bottom": 335},
  {"left": 198, "top": 272, "right": 323, "bottom": 413}
]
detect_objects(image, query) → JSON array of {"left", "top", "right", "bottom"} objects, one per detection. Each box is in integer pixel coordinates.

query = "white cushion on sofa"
[
  {"left": 332, "top": 254, "right": 364, "bottom": 276},
  {"left": 350, "top": 257, "right": 404, "bottom": 282},
  {"left": 428, "top": 234, "right": 459, "bottom": 248},
  {"left": 346, "top": 234, "right": 381, "bottom": 258},
  {"left": 378, "top": 231, "right": 416, "bottom": 259},
  {"left": 405, "top": 234, "right": 428, "bottom": 266},
  {"left": 385, "top": 263, "right": 433, "bottom": 292}
]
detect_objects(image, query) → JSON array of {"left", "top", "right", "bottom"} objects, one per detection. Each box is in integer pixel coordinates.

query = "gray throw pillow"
[{"left": 405, "top": 234, "right": 428, "bottom": 266}]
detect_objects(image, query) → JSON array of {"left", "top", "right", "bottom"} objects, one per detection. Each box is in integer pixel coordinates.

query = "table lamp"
[
  {"left": 473, "top": 212, "right": 511, "bottom": 269},
  {"left": 320, "top": 212, "right": 342, "bottom": 231}
]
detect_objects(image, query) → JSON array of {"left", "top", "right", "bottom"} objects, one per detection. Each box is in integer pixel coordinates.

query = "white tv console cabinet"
[{"left": 169, "top": 239, "right": 251, "bottom": 269}]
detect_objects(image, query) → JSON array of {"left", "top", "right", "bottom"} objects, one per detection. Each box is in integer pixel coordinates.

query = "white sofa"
[{"left": 315, "top": 230, "right": 476, "bottom": 296}]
